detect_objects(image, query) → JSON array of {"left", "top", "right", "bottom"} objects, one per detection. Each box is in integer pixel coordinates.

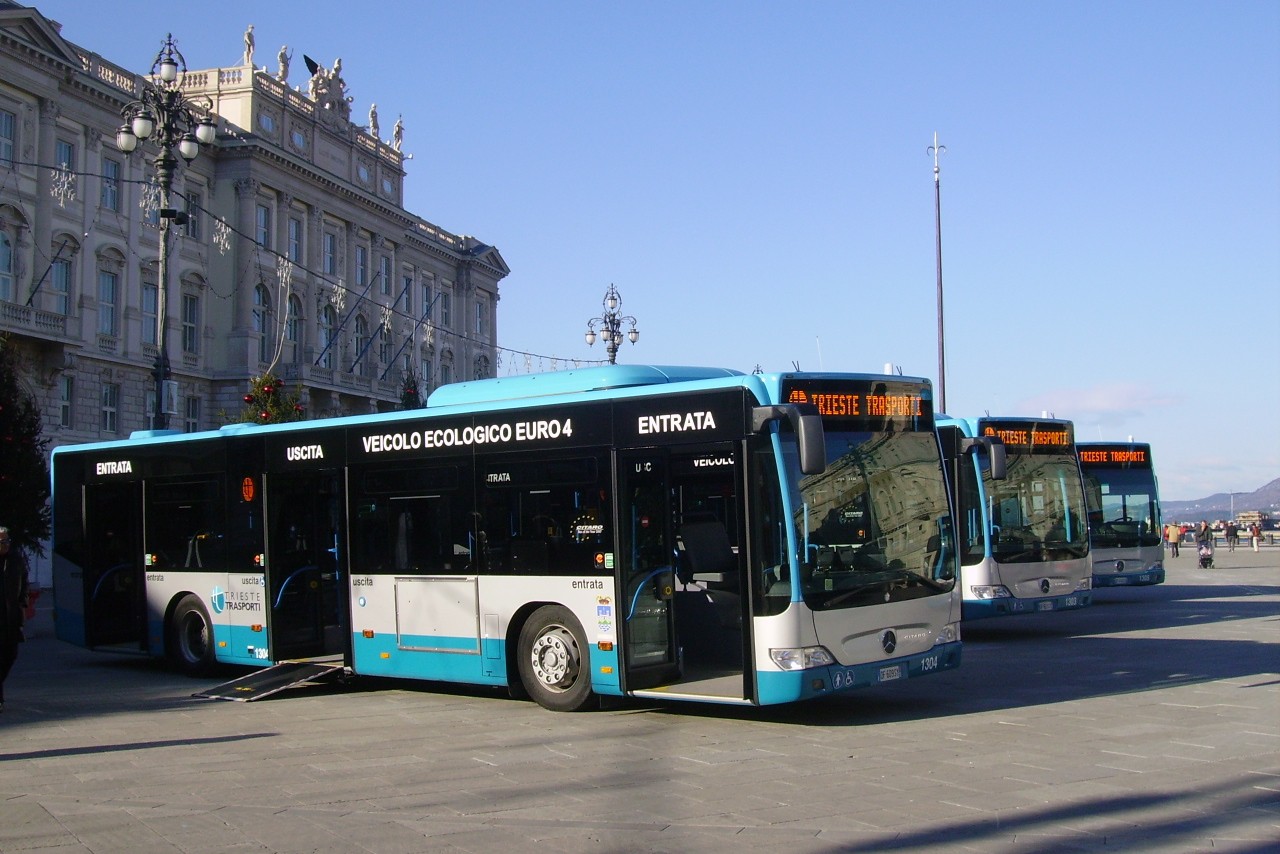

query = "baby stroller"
[{"left": 1198, "top": 543, "right": 1214, "bottom": 569}]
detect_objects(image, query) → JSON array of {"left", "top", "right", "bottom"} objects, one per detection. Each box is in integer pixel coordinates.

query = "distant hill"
[{"left": 1162, "top": 477, "right": 1280, "bottom": 522}]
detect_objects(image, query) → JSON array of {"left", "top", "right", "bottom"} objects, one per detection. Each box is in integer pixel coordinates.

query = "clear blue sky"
[{"left": 34, "top": 1, "right": 1280, "bottom": 501}]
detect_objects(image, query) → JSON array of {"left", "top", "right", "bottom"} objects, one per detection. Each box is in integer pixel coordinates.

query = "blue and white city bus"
[
  {"left": 1077, "top": 441, "right": 1164, "bottom": 587},
  {"left": 936, "top": 416, "right": 1092, "bottom": 620},
  {"left": 52, "top": 366, "right": 963, "bottom": 710}
]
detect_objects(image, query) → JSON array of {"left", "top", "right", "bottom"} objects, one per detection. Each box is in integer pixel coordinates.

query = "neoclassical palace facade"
[{"left": 0, "top": 3, "right": 508, "bottom": 448}]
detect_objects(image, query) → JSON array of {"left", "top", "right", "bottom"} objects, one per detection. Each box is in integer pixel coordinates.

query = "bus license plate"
[
  {"left": 878, "top": 665, "right": 902, "bottom": 682},
  {"left": 1114, "top": 577, "right": 1129, "bottom": 585},
  {"left": 1037, "top": 601, "right": 1054, "bottom": 611}
]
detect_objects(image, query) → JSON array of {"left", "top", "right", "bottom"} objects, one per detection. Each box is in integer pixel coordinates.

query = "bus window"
[
  {"left": 475, "top": 453, "right": 611, "bottom": 575},
  {"left": 350, "top": 466, "right": 468, "bottom": 574},
  {"left": 144, "top": 479, "right": 226, "bottom": 570}
]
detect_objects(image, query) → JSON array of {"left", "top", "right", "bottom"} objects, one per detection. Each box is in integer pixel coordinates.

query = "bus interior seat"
[{"left": 678, "top": 518, "right": 738, "bottom": 588}]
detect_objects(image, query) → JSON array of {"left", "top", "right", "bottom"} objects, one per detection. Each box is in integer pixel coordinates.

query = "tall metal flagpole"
[{"left": 929, "top": 132, "right": 947, "bottom": 413}]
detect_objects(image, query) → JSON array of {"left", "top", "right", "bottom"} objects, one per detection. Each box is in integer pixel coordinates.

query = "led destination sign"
[
  {"left": 781, "top": 378, "right": 933, "bottom": 430},
  {"left": 979, "top": 420, "right": 1074, "bottom": 454},
  {"left": 1078, "top": 443, "right": 1151, "bottom": 468}
]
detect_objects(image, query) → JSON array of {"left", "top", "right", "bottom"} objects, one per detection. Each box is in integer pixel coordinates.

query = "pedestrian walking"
[
  {"left": 1225, "top": 521, "right": 1238, "bottom": 552},
  {"left": 0, "top": 525, "right": 30, "bottom": 711},
  {"left": 1166, "top": 522, "right": 1180, "bottom": 557},
  {"left": 1250, "top": 523, "right": 1263, "bottom": 552}
]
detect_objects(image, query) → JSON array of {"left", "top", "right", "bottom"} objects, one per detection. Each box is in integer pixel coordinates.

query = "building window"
[
  {"left": 184, "top": 395, "right": 201, "bottom": 433},
  {"left": 475, "top": 299, "right": 486, "bottom": 336},
  {"left": 288, "top": 217, "right": 302, "bottom": 262},
  {"left": 182, "top": 293, "right": 200, "bottom": 354},
  {"left": 319, "top": 304, "right": 336, "bottom": 369},
  {"left": 185, "top": 191, "right": 202, "bottom": 240},
  {"left": 379, "top": 255, "right": 391, "bottom": 295},
  {"left": 101, "top": 158, "right": 121, "bottom": 211},
  {"left": 439, "top": 292, "right": 451, "bottom": 328},
  {"left": 322, "top": 232, "right": 337, "bottom": 274},
  {"left": 439, "top": 360, "right": 452, "bottom": 386},
  {"left": 285, "top": 294, "right": 302, "bottom": 362},
  {"left": 0, "top": 108, "right": 14, "bottom": 165},
  {"left": 98, "top": 270, "right": 118, "bottom": 335},
  {"left": 355, "top": 245, "right": 367, "bottom": 288},
  {"left": 255, "top": 204, "right": 271, "bottom": 248},
  {"left": 51, "top": 257, "right": 71, "bottom": 316},
  {"left": 101, "top": 383, "right": 119, "bottom": 434},
  {"left": 420, "top": 281, "right": 433, "bottom": 321},
  {"left": 55, "top": 138, "right": 75, "bottom": 170},
  {"left": 353, "top": 314, "right": 368, "bottom": 371},
  {"left": 253, "top": 284, "right": 272, "bottom": 364},
  {"left": 142, "top": 281, "right": 158, "bottom": 346},
  {"left": 58, "top": 375, "right": 74, "bottom": 428},
  {"left": 402, "top": 273, "right": 414, "bottom": 313},
  {"left": 0, "top": 233, "right": 15, "bottom": 303}
]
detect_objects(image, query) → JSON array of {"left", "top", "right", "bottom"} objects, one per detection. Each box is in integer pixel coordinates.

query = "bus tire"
[
  {"left": 168, "top": 594, "right": 216, "bottom": 676},
  {"left": 517, "top": 605, "right": 595, "bottom": 712}
]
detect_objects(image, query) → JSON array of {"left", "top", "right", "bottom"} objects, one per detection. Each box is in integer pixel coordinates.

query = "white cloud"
[{"left": 1013, "top": 383, "right": 1182, "bottom": 427}]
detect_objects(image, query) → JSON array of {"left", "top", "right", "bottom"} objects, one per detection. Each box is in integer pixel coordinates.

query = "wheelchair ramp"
[{"left": 194, "top": 659, "right": 348, "bottom": 702}]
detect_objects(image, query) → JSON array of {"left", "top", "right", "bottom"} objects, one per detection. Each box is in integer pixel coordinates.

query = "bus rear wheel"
[
  {"left": 169, "top": 594, "right": 216, "bottom": 676},
  {"left": 518, "top": 605, "right": 595, "bottom": 712}
]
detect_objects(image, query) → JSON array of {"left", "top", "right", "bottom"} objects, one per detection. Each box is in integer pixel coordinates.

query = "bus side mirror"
[
  {"left": 961, "top": 436, "right": 1007, "bottom": 480},
  {"left": 752, "top": 404, "right": 827, "bottom": 475}
]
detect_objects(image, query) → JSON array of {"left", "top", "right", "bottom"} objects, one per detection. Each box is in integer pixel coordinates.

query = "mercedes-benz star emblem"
[
  {"left": 1040, "top": 578, "right": 1052, "bottom": 595},
  {"left": 881, "top": 630, "right": 897, "bottom": 654}
]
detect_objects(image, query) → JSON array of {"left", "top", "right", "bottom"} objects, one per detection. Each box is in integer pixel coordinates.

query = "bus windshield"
[
  {"left": 987, "top": 454, "right": 1089, "bottom": 563},
  {"left": 1083, "top": 468, "right": 1161, "bottom": 548},
  {"left": 793, "top": 431, "right": 956, "bottom": 611}
]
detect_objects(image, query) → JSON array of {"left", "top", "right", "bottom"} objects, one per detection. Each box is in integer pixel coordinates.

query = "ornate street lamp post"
[
  {"left": 116, "top": 34, "right": 217, "bottom": 430},
  {"left": 584, "top": 283, "right": 639, "bottom": 365}
]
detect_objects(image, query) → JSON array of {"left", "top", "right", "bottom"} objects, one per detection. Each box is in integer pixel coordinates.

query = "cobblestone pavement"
[{"left": 1, "top": 547, "right": 1277, "bottom": 853}]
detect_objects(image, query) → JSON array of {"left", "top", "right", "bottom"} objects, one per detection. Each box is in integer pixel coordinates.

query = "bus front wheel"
[
  {"left": 517, "top": 605, "right": 595, "bottom": 712},
  {"left": 169, "top": 594, "right": 216, "bottom": 676}
]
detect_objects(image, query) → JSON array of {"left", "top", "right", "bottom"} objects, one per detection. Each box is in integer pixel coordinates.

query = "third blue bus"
[{"left": 1077, "top": 441, "right": 1164, "bottom": 587}]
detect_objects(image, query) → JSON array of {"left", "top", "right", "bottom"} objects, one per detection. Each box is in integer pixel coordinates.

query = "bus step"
[{"left": 193, "top": 660, "right": 348, "bottom": 702}]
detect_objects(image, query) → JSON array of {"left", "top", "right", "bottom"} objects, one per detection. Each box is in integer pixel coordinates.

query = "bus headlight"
[
  {"left": 769, "top": 646, "right": 836, "bottom": 671},
  {"left": 934, "top": 622, "right": 960, "bottom": 645},
  {"left": 1076, "top": 577, "right": 1092, "bottom": 591},
  {"left": 1149, "top": 561, "right": 1164, "bottom": 573},
  {"left": 969, "top": 585, "right": 1012, "bottom": 600}
]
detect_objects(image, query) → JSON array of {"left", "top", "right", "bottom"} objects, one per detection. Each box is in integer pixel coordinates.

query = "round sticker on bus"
[{"left": 242, "top": 477, "right": 255, "bottom": 502}]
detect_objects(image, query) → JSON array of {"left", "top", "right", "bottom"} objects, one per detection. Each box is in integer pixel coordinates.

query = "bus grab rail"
[{"left": 274, "top": 565, "right": 321, "bottom": 609}]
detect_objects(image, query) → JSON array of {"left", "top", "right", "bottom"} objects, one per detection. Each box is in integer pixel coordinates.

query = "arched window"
[
  {"left": 353, "top": 314, "right": 368, "bottom": 373},
  {"left": 253, "top": 284, "right": 272, "bottom": 364},
  {"left": 285, "top": 294, "right": 303, "bottom": 363},
  {"left": 49, "top": 235, "right": 79, "bottom": 316},
  {"left": 0, "top": 231, "right": 14, "bottom": 303},
  {"left": 319, "top": 304, "right": 337, "bottom": 369},
  {"left": 378, "top": 322, "right": 392, "bottom": 364},
  {"left": 420, "top": 345, "right": 433, "bottom": 392}
]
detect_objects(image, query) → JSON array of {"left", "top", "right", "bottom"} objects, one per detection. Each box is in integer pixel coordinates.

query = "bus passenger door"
[
  {"left": 82, "top": 482, "right": 145, "bottom": 650},
  {"left": 265, "top": 471, "right": 347, "bottom": 661},
  {"left": 616, "top": 451, "right": 679, "bottom": 689}
]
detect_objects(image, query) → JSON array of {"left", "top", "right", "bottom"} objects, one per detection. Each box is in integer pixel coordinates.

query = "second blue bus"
[{"left": 937, "top": 416, "right": 1092, "bottom": 620}]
